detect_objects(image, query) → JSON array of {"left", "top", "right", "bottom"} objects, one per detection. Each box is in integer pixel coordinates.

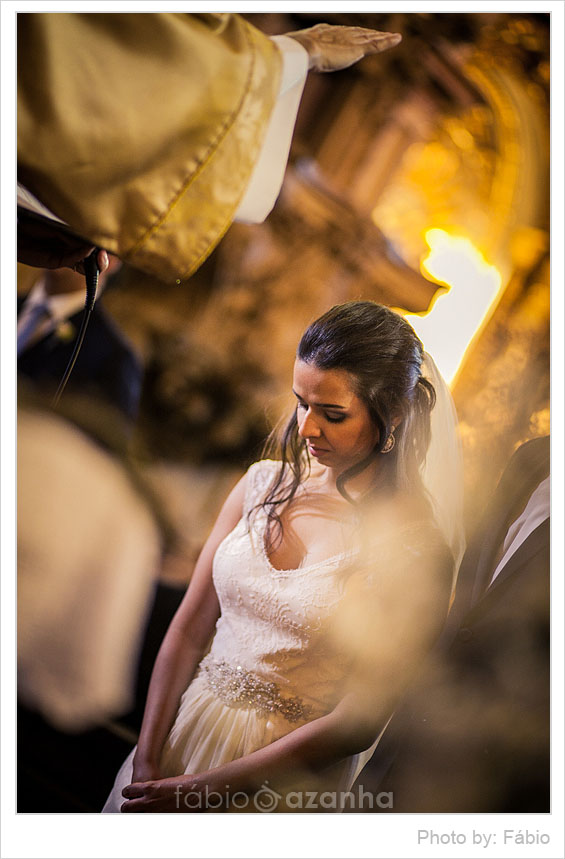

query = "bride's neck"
[{"left": 314, "top": 456, "right": 391, "bottom": 501}]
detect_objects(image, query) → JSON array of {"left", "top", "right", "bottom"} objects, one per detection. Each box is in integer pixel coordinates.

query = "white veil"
[{"left": 420, "top": 353, "right": 466, "bottom": 583}]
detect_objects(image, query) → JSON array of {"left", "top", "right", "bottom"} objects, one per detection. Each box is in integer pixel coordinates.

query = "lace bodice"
[{"left": 207, "top": 460, "right": 449, "bottom": 720}]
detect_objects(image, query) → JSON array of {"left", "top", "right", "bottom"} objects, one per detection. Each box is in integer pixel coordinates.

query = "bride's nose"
[{"left": 297, "top": 409, "right": 322, "bottom": 439}]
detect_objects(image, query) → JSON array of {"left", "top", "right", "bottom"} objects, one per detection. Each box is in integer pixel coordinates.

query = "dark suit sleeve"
[{"left": 18, "top": 302, "right": 143, "bottom": 425}]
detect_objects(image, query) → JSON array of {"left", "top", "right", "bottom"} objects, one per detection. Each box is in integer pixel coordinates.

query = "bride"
[{"left": 103, "top": 300, "right": 464, "bottom": 813}]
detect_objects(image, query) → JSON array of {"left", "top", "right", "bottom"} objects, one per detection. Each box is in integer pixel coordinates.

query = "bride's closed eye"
[{"left": 295, "top": 400, "right": 346, "bottom": 423}]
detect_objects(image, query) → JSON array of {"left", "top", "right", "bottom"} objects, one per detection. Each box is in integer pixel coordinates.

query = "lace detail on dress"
[{"left": 243, "top": 458, "right": 279, "bottom": 517}]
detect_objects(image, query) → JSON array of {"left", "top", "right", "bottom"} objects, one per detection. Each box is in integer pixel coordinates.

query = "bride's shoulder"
[
  {"left": 246, "top": 459, "right": 281, "bottom": 481},
  {"left": 243, "top": 459, "right": 282, "bottom": 505},
  {"left": 364, "top": 489, "right": 450, "bottom": 560},
  {"left": 368, "top": 488, "right": 432, "bottom": 531},
  {"left": 359, "top": 493, "right": 453, "bottom": 593}
]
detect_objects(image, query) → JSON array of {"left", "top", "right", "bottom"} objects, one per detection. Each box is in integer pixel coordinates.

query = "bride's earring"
[{"left": 381, "top": 431, "right": 396, "bottom": 454}]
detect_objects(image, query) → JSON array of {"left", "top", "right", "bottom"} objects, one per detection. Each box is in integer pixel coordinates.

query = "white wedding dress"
[{"left": 103, "top": 459, "right": 448, "bottom": 812}]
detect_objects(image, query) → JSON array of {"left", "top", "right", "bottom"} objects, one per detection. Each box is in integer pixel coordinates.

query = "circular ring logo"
[{"left": 253, "top": 782, "right": 282, "bottom": 812}]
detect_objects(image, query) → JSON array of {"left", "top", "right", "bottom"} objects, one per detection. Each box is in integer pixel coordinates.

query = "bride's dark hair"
[{"left": 256, "top": 301, "right": 436, "bottom": 551}]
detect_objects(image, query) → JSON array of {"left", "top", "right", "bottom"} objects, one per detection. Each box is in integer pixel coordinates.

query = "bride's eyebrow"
[{"left": 292, "top": 389, "right": 347, "bottom": 409}]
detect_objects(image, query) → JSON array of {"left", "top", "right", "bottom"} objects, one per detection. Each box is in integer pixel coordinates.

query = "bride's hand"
[
  {"left": 121, "top": 774, "right": 212, "bottom": 813},
  {"left": 284, "top": 24, "right": 402, "bottom": 72},
  {"left": 131, "top": 760, "right": 162, "bottom": 785}
]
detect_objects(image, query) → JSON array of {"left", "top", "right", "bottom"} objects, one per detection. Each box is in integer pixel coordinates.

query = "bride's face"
[{"left": 293, "top": 359, "right": 380, "bottom": 470}]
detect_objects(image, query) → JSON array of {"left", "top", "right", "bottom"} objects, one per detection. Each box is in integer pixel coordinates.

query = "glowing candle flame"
[{"left": 405, "top": 229, "right": 504, "bottom": 385}]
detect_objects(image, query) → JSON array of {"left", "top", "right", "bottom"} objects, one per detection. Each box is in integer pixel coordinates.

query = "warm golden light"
[{"left": 405, "top": 229, "right": 504, "bottom": 385}]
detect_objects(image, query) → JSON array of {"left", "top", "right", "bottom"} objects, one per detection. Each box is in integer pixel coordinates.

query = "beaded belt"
[{"left": 200, "top": 655, "right": 311, "bottom": 723}]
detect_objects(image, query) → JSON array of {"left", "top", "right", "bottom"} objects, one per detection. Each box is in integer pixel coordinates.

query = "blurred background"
[{"left": 17, "top": 11, "right": 550, "bottom": 810}]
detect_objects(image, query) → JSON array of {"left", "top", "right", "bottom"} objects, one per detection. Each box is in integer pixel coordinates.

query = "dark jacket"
[{"left": 18, "top": 297, "right": 143, "bottom": 424}]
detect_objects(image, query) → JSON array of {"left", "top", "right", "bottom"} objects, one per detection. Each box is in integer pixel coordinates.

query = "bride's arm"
[
  {"left": 123, "top": 537, "right": 453, "bottom": 810},
  {"left": 131, "top": 473, "right": 248, "bottom": 783}
]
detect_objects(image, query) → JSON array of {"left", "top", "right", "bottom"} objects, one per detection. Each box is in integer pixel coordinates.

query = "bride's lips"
[{"left": 308, "top": 444, "right": 329, "bottom": 457}]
